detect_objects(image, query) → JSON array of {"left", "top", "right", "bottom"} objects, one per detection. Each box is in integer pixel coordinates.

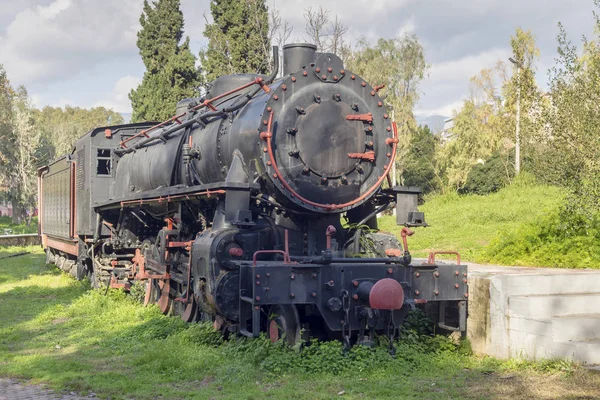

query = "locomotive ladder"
[{"left": 239, "top": 264, "right": 260, "bottom": 338}]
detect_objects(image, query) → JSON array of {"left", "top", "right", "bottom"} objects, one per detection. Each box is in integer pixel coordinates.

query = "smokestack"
[{"left": 282, "top": 43, "right": 317, "bottom": 76}]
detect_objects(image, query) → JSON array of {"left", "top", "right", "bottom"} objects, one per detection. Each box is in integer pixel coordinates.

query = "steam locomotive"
[{"left": 39, "top": 44, "right": 467, "bottom": 348}]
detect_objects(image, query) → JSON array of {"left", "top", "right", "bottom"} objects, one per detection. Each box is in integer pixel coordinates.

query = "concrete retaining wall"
[
  {"left": 467, "top": 263, "right": 600, "bottom": 365},
  {"left": 0, "top": 234, "right": 40, "bottom": 247}
]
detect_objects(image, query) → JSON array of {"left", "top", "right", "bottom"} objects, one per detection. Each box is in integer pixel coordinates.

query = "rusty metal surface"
[{"left": 369, "top": 278, "right": 405, "bottom": 310}]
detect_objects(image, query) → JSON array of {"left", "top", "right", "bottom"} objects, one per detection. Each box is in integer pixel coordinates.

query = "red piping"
[
  {"left": 261, "top": 112, "right": 399, "bottom": 211},
  {"left": 427, "top": 251, "right": 461, "bottom": 265},
  {"left": 253, "top": 250, "right": 291, "bottom": 266},
  {"left": 120, "top": 77, "right": 269, "bottom": 149}
]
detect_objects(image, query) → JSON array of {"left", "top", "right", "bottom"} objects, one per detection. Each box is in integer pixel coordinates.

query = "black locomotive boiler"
[{"left": 39, "top": 44, "right": 467, "bottom": 347}]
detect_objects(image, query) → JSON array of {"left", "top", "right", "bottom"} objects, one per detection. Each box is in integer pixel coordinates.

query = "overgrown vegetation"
[
  {"left": 379, "top": 176, "right": 565, "bottom": 263},
  {"left": 484, "top": 205, "right": 600, "bottom": 268},
  {"left": 1, "top": 246, "right": 598, "bottom": 399},
  {"left": 0, "top": 216, "right": 37, "bottom": 234}
]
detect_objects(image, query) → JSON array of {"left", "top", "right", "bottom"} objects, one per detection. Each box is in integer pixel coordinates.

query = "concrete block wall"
[{"left": 467, "top": 263, "right": 600, "bottom": 365}]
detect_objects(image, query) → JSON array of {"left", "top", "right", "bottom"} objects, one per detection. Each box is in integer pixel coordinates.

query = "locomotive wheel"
[
  {"left": 144, "top": 278, "right": 159, "bottom": 306},
  {"left": 171, "top": 283, "right": 199, "bottom": 322},
  {"left": 157, "top": 279, "right": 172, "bottom": 314},
  {"left": 180, "top": 296, "right": 200, "bottom": 323},
  {"left": 267, "top": 305, "right": 301, "bottom": 346}
]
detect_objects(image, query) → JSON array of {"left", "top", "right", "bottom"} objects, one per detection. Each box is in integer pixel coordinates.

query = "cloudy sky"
[{"left": 0, "top": 0, "right": 595, "bottom": 118}]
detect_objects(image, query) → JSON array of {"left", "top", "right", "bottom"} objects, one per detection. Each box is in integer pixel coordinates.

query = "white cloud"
[
  {"left": 275, "top": 0, "right": 413, "bottom": 22},
  {"left": 0, "top": 0, "right": 142, "bottom": 85},
  {"left": 272, "top": 0, "right": 414, "bottom": 45},
  {"left": 416, "top": 49, "right": 511, "bottom": 117},
  {"left": 427, "top": 48, "right": 511, "bottom": 86},
  {"left": 416, "top": 100, "right": 464, "bottom": 117},
  {"left": 397, "top": 16, "right": 416, "bottom": 37},
  {"left": 94, "top": 75, "right": 141, "bottom": 113},
  {"left": 37, "top": 0, "right": 70, "bottom": 19}
]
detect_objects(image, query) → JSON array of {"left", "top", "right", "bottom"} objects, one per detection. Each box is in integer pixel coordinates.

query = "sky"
[{"left": 0, "top": 0, "right": 595, "bottom": 119}]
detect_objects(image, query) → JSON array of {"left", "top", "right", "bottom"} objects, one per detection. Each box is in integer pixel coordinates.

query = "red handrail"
[
  {"left": 252, "top": 250, "right": 291, "bottom": 266},
  {"left": 427, "top": 251, "right": 461, "bottom": 265},
  {"left": 120, "top": 77, "right": 269, "bottom": 149}
]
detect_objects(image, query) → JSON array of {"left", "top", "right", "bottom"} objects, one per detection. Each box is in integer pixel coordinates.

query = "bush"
[
  {"left": 461, "top": 151, "right": 514, "bottom": 195},
  {"left": 484, "top": 204, "right": 600, "bottom": 268}
]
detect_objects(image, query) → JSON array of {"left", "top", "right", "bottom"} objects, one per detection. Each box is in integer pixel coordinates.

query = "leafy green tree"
[
  {"left": 439, "top": 27, "right": 540, "bottom": 191},
  {"left": 346, "top": 35, "right": 428, "bottom": 186},
  {"left": 200, "top": 0, "right": 271, "bottom": 82},
  {"left": 347, "top": 36, "right": 428, "bottom": 137},
  {"left": 33, "top": 106, "right": 124, "bottom": 160},
  {"left": 401, "top": 125, "right": 439, "bottom": 193},
  {"left": 541, "top": 2, "right": 600, "bottom": 219},
  {"left": 0, "top": 70, "right": 42, "bottom": 224},
  {"left": 0, "top": 65, "right": 13, "bottom": 153},
  {"left": 130, "top": 0, "right": 199, "bottom": 122},
  {"left": 0, "top": 65, "right": 15, "bottom": 220},
  {"left": 504, "top": 28, "right": 541, "bottom": 174},
  {"left": 438, "top": 101, "right": 494, "bottom": 190}
]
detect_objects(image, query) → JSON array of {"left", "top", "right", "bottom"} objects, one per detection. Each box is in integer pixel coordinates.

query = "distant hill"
[{"left": 415, "top": 114, "right": 448, "bottom": 133}]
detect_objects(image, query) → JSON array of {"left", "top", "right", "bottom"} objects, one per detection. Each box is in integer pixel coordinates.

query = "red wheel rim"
[
  {"left": 157, "top": 279, "right": 171, "bottom": 314},
  {"left": 143, "top": 278, "right": 154, "bottom": 306},
  {"left": 269, "top": 320, "right": 279, "bottom": 343},
  {"left": 181, "top": 296, "right": 198, "bottom": 322}
]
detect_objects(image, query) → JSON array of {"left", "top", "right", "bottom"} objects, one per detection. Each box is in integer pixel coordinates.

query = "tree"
[
  {"left": 401, "top": 125, "right": 440, "bottom": 193},
  {"left": 0, "top": 65, "right": 15, "bottom": 220},
  {"left": 347, "top": 35, "right": 428, "bottom": 133},
  {"left": 505, "top": 28, "right": 541, "bottom": 174},
  {"left": 0, "top": 69, "right": 42, "bottom": 224},
  {"left": 10, "top": 87, "right": 41, "bottom": 224},
  {"left": 346, "top": 35, "right": 429, "bottom": 186},
  {"left": 541, "top": 2, "right": 600, "bottom": 219},
  {"left": 33, "top": 106, "right": 124, "bottom": 161},
  {"left": 439, "top": 27, "right": 541, "bottom": 191},
  {"left": 303, "top": 7, "right": 349, "bottom": 56},
  {"left": 438, "top": 100, "right": 496, "bottom": 190},
  {"left": 130, "top": 0, "right": 199, "bottom": 122},
  {"left": 200, "top": 0, "right": 271, "bottom": 83}
]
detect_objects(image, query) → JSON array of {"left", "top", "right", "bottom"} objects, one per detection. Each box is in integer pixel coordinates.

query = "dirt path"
[{"left": 0, "top": 378, "right": 90, "bottom": 400}]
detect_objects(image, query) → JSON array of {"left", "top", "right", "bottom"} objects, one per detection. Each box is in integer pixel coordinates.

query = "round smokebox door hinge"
[{"left": 313, "top": 53, "right": 345, "bottom": 83}]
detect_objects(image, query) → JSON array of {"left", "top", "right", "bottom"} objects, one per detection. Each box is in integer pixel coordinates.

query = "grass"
[
  {"left": 0, "top": 216, "right": 38, "bottom": 235},
  {"left": 378, "top": 182, "right": 565, "bottom": 265},
  {"left": 1, "top": 246, "right": 599, "bottom": 399}
]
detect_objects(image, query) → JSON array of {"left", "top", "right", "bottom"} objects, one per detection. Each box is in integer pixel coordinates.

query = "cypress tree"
[
  {"left": 130, "top": 0, "right": 199, "bottom": 122},
  {"left": 200, "top": 0, "right": 271, "bottom": 83}
]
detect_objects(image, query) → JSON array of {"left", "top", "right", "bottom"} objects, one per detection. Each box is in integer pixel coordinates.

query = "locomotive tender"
[{"left": 39, "top": 44, "right": 467, "bottom": 348}]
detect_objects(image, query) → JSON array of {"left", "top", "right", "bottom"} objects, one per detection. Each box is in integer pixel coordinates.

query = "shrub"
[{"left": 461, "top": 151, "right": 514, "bottom": 195}]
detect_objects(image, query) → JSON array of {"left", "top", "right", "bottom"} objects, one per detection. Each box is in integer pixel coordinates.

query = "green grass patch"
[
  {"left": 0, "top": 216, "right": 38, "bottom": 234},
  {"left": 378, "top": 181, "right": 564, "bottom": 264},
  {"left": 1, "top": 246, "right": 599, "bottom": 399},
  {"left": 481, "top": 207, "right": 600, "bottom": 268}
]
